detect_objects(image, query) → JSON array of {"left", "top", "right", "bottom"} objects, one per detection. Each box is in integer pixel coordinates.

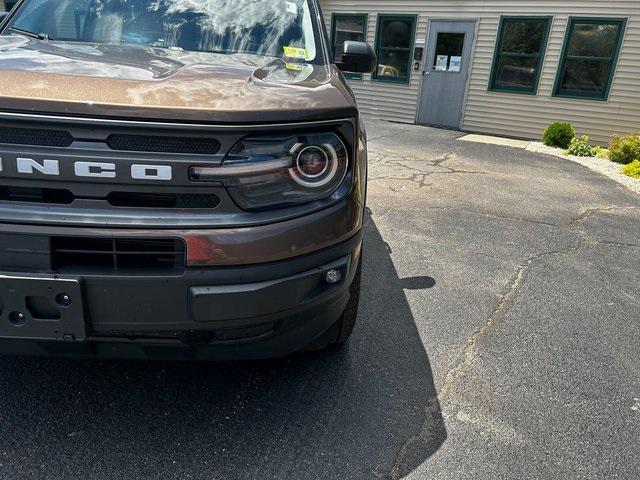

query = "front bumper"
[{"left": 0, "top": 232, "right": 362, "bottom": 360}]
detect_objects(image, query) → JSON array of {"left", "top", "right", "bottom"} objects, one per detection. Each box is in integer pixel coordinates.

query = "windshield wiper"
[{"left": 9, "top": 26, "right": 53, "bottom": 42}]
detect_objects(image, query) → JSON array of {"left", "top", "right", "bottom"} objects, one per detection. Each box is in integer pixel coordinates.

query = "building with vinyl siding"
[{"left": 320, "top": 0, "right": 640, "bottom": 144}]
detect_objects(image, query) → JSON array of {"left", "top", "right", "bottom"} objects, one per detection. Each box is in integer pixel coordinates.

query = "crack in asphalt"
[
  {"left": 368, "top": 168, "right": 494, "bottom": 190},
  {"left": 407, "top": 205, "right": 562, "bottom": 228},
  {"left": 467, "top": 251, "right": 514, "bottom": 263},
  {"left": 568, "top": 205, "right": 635, "bottom": 226},
  {"left": 428, "top": 206, "right": 640, "bottom": 415},
  {"left": 368, "top": 151, "right": 524, "bottom": 193},
  {"left": 370, "top": 151, "right": 496, "bottom": 180},
  {"left": 621, "top": 291, "right": 640, "bottom": 305},
  {"left": 369, "top": 173, "right": 433, "bottom": 190},
  {"left": 388, "top": 396, "right": 444, "bottom": 480},
  {"left": 569, "top": 206, "right": 618, "bottom": 226},
  {"left": 372, "top": 200, "right": 637, "bottom": 235},
  {"left": 376, "top": 152, "right": 639, "bottom": 478},
  {"left": 432, "top": 152, "right": 454, "bottom": 167},
  {"left": 436, "top": 240, "right": 588, "bottom": 406},
  {"left": 367, "top": 132, "right": 400, "bottom": 142},
  {"left": 594, "top": 240, "right": 640, "bottom": 249},
  {"left": 387, "top": 234, "right": 591, "bottom": 478}
]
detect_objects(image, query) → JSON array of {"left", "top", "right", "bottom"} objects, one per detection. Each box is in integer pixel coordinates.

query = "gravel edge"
[{"left": 526, "top": 142, "right": 640, "bottom": 195}]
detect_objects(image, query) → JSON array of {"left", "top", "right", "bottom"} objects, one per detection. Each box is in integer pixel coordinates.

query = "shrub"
[
  {"left": 621, "top": 160, "right": 640, "bottom": 179},
  {"left": 542, "top": 122, "right": 575, "bottom": 149},
  {"left": 566, "top": 135, "right": 595, "bottom": 157},
  {"left": 593, "top": 146, "right": 609, "bottom": 159},
  {"left": 608, "top": 135, "right": 640, "bottom": 165}
]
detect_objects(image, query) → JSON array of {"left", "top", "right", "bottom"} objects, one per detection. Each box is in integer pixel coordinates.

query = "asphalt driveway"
[{"left": 0, "top": 119, "right": 638, "bottom": 479}]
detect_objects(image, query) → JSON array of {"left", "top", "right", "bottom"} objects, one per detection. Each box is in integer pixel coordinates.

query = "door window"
[{"left": 432, "top": 32, "right": 465, "bottom": 72}]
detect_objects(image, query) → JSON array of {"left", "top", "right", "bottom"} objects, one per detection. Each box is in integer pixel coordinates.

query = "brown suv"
[{"left": 0, "top": 0, "right": 374, "bottom": 359}]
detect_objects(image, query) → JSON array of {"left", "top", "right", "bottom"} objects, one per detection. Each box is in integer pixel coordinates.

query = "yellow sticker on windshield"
[
  {"left": 285, "top": 62, "right": 306, "bottom": 71},
  {"left": 283, "top": 46, "right": 308, "bottom": 59}
]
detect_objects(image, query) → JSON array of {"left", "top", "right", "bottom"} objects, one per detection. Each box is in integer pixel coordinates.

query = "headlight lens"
[
  {"left": 190, "top": 132, "right": 349, "bottom": 210},
  {"left": 294, "top": 146, "right": 331, "bottom": 183}
]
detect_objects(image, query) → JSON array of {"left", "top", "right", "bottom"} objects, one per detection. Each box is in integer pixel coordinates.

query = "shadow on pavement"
[
  {"left": 400, "top": 276, "right": 437, "bottom": 290},
  {"left": 0, "top": 216, "right": 445, "bottom": 479}
]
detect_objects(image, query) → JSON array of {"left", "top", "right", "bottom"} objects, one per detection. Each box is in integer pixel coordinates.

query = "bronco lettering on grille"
[{"left": 1, "top": 158, "right": 173, "bottom": 181}]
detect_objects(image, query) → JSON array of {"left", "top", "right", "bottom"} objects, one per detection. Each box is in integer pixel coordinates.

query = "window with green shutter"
[
  {"left": 331, "top": 14, "right": 368, "bottom": 80},
  {"left": 489, "top": 16, "right": 552, "bottom": 95},
  {"left": 553, "top": 17, "right": 627, "bottom": 101},
  {"left": 373, "top": 14, "right": 417, "bottom": 84}
]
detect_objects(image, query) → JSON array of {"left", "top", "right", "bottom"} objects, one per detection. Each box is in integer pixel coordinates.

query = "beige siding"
[
  {"left": 320, "top": 1, "right": 429, "bottom": 123},
  {"left": 319, "top": 0, "right": 640, "bottom": 144}
]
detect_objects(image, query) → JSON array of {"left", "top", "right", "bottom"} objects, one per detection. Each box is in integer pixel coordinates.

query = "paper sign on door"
[
  {"left": 449, "top": 56, "right": 462, "bottom": 72},
  {"left": 435, "top": 55, "right": 448, "bottom": 71}
]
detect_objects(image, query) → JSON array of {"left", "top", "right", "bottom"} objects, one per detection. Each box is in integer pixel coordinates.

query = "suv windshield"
[{"left": 6, "top": 0, "right": 321, "bottom": 61}]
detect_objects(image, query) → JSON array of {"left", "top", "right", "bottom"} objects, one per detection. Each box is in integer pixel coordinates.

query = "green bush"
[
  {"left": 609, "top": 135, "right": 640, "bottom": 165},
  {"left": 542, "top": 122, "right": 575, "bottom": 149},
  {"left": 621, "top": 160, "right": 640, "bottom": 179},
  {"left": 593, "top": 146, "right": 609, "bottom": 159},
  {"left": 565, "top": 135, "right": 595, "bottom": 157}
]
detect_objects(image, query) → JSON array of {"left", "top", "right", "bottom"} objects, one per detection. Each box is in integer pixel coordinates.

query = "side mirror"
[{"left": 336, "top": 41, "right": 376, "bottom": 74}]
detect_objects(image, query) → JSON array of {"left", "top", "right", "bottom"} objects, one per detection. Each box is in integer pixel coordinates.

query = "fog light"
[{"left": 324, "top": 269, "right": 343, "bottom": 284}]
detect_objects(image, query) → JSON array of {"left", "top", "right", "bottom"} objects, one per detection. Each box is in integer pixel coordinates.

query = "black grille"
[
  {"left": 0, "top": 127, "right": 74, "bottom": 147},
  {"left": 107, "top": 192, "right": 219, "bottom": 209},
  {"left": 0, "top": 186, "right": 219, "bottom": 210},
  {"left": 0, "top": 126, "right": 221, "bottom": 154},
  {"left": 0, "top": 186, "right": 74, "bottom": 204},
  {"left": 106, "top": 134, "right": 221, "bottom": 155},
  {"left": 51, "top": 237, "right": 186, "bottom": 273}
]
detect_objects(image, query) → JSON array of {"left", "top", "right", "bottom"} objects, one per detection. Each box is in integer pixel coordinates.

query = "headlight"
[{"left": 190, "top": 132, "right": 349, "bottom": 210}]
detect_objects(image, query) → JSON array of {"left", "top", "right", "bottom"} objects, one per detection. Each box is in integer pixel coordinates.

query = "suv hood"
[{"left": 0, "top": 36, "right": 357, "bottom": 123}]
